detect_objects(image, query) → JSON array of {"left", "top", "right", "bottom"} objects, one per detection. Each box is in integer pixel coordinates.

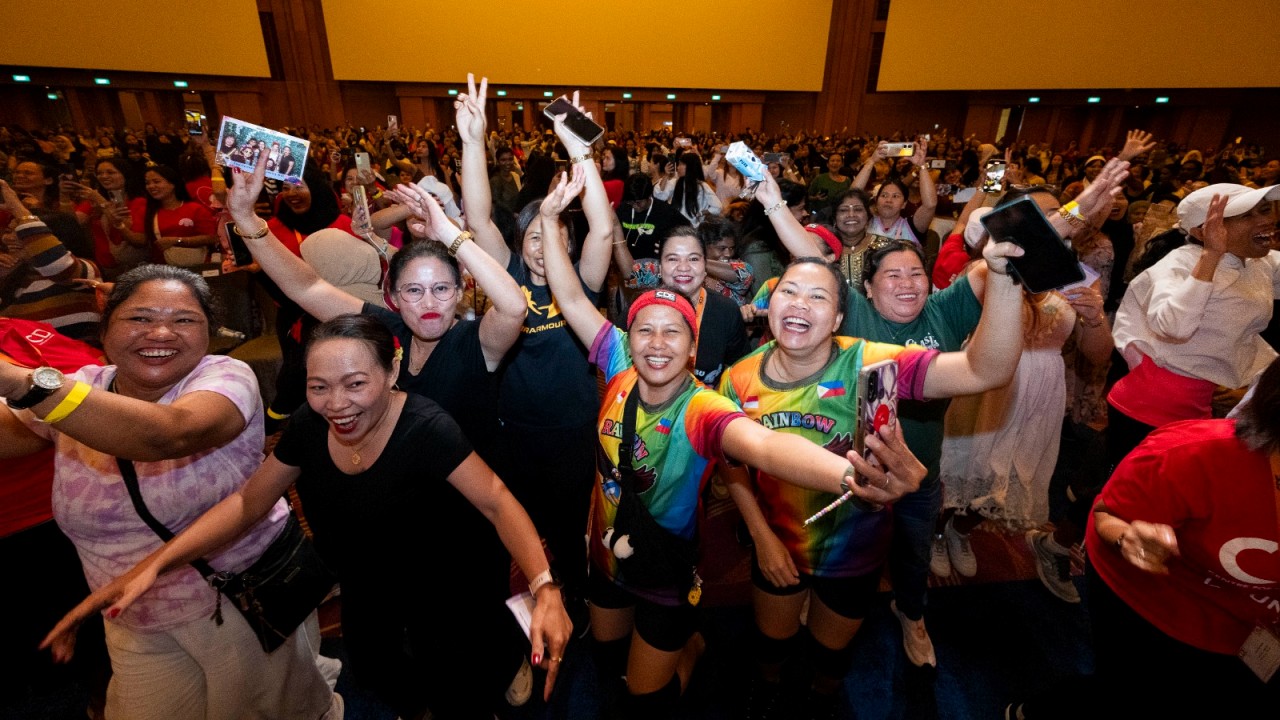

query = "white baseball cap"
[{"left": 1177, "top": 183, "right": 1280, "bottom": 230}]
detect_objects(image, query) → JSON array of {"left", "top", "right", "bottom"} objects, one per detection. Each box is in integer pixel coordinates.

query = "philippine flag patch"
[
  {"left": 656, "top": 418, "right": 672, "bottom": 434},
  {"left": 743, "top": 396, "right": 759, "bottom": 410},
  {"left": 816, "top": 381, "right": 845, "bottom": 399}
]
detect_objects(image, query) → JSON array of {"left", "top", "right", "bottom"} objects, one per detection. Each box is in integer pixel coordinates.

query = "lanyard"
[{"left": 687, "top": 289, "right": 707, "bottom": 374}]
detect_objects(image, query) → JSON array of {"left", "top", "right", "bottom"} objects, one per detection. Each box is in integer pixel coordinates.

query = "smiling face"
[
  {"left": 305, "top": 337, "right": 397, "bottom": 443},
  {"left": 144, "top": 171, "right": 176, "bottom": 202},
  {"left": 11, "top": 162, "right": 50, "bottom": 196},
  {"left": 834, "top": 196, "right": 869, "bottom": 241},
  {"left": 279, "top": 180, "right": 312, "bottom": 214},
  {"left": 103, "top": 280, "right": 210, "bottom": 400},
  {"left": 520, "top": 217, "right": 570, "bottom": 285},
  {"left": 1218, "top": 200, "right": 1278, "bottom": 259},
  {"left": 96, "top": 162, "right": 125, "bottom": 192},
  {"left": 660, "top": 234, "right": 707, "bottom": 299},
  {"left": 627, "top": 304, "right": 694, "bottom": 391},
  {"left": 768, "top": 262, "right": 844, "bottom": 356},
  {"left": 865, "top": 250, "right": 929, "bottom": 323},
  {"left": 394, "top": 256, "right": 460, "bottom": 340}
]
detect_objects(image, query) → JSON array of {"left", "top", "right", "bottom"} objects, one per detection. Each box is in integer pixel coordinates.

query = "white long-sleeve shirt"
[{"left": 1112, "top": 244, "right": 1280, "bottom": 388}]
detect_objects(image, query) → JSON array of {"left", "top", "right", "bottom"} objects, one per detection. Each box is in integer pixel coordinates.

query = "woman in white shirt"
[{"left": 653, "top": 154, "right": 722, "bottom": 226}]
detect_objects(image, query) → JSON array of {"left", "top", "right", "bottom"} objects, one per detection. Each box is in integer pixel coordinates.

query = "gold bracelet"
[
  {"left": 1079, "top": 314, "right": 1104, "bottom": 328},
  {"left": 233, "top": 220, "right": 271, "bottom": 240},
  {"left": 42, "top": 381, "right": 90, "bottom": 424},
  {"left": 448, "top": 230, "right": 472, "bottom": 257},
  {"left": 570, "top": 152, "right": 593, "bottom": 165},
  {"left": 1057, "top": 206, "right": 1088, "bottom": 228}
]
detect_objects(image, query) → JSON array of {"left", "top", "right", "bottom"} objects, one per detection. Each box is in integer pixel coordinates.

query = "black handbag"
[
  {"left": 608, "top": 388, "right": 703, "bottom": 605},
  {"left": 117, "top": 458, "right": 337, "bottom": 653}
]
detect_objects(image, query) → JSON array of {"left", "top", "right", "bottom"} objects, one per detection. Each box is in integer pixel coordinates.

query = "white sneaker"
[
  {"left": 929, "top": 534, "right": 951, "bottom": 577},
  {"left": 504, "top": 656, "right": 533, "bottom": 707},
  {"left": 945, "top": 518, "right": 977, "bottom": 578},
  {"left": 891, "top": 601, "right": 937, "bottom": 667}
]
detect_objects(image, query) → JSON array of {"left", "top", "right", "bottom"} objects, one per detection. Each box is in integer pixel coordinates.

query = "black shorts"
[
  {"left": 750, "top": 558, "right": 882, "bottom": 621},
  {"left": 588, "top": 567, "right": 698, "bottom": 653}
]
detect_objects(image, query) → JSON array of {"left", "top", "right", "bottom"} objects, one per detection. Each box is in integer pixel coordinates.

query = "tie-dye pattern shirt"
[
  {"left": 588, "top": 323, "right": 744, "bottom": 601},
  {"left": 719, "top": 337, "right": 937, "bottom": 577}
]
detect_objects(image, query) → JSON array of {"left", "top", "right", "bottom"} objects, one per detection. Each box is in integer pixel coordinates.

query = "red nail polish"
[{"left": 532, "top": 652, "right": 541, "bottom": 665}]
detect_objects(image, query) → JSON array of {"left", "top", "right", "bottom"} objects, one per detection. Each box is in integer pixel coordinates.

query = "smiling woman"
[{"left": 0, "top": 265, "right": 338, "bottom": 720}]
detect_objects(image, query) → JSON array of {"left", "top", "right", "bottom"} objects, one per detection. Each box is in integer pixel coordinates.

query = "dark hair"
[
  {"left": 305, "top": 314, "right": 397, "bottom": 373},
  {"left": 862, "top": 240, "right": 927, "bottom": 288},
  {"left": 661, "top": 225, "right": 705, "bottom": 255},
  {"left": 100, "top": 264, "right": 219, "bottom": 339},
  {"left": 696, "top": 216, "right": 738, "bottom": 247},
  {"left": 514, "top": 153, "right": 556, "bottom": 210},
  {"left": 514, "top": 198, "right": 573, "bottom": 258},
  {"left": 387, "top": 239, "right": 460, "bottom": 291},
  {"left": 874, "top": 178, "right": 910, "bottom": 205},
  {"left": 622, "top": 173, "right": 654, "bottom": 203},
  {"left": 278, "top": 166, "right": 341, "bottom": 236},
  {"left": 1234, "top": 358, "right": 1280, "bottom": 453},
  {"left": 778, "top": 257, "right": 849, "bottom": 314},
  {"left": 602, "top": 146, "right": 629, "bottom": 182},
  {"left": 672, "top": 154, "right": 706, "bottom": 218},
  {"left": 142, "top": 165, "right": 193, "bottom": 245},
  {"left": 1023, "top": 157, "right": 1043, "bottom": 175},
  {"left": 779, "top": 180, "right": 808, "bottom": 209},
  {"left": 1131, "top": 228, "right": 1189, "bottom": 274},
  {"left": 832, "top": 188, "right": 871, "bottom": 214},
  {"left": 93, "top": 157, "right": 144, "bottom": 200},
  {"left": 495, "top": 146, "right": 514, "bottom": 160}
]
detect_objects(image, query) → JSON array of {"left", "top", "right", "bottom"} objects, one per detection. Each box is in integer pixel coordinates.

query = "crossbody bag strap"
[
  {"left": 617, "top": 383, "right": 642, "bottom": 482},
  {"left": 115, "top": 456, "right": 219, "bottom": 581}
]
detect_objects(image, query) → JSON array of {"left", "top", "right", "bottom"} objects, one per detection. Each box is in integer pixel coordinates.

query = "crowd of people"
[{"left": 2, "top": 70, "right": 1279, "bottom": 719}]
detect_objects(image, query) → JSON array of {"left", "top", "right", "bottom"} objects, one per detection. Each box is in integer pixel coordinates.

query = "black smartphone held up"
[
  {"left": 223, "top": 222, "right": 254, "bottom": 267},
  {"left": 543, "top": 97, "right": 605, "bottom": 146},
  {"left": 980, "top": 159, "right": 1006, "bottom": 193},
  {"left": 854, "top": 360, "right": 899, "bottom": 486},
  {"left": 980, "top": 195, "right": 1085, "bottom": 294}
]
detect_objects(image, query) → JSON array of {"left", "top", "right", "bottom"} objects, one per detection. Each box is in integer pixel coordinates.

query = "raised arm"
[
  {"left": 385, "top": 183, "right": 527, "bottom": 370},
  {"left": 1142, "top": 194, "right": 1228, "bottom": 339},
  {"left": 910, "top": 137, "right": 937, "bottom": 231},
  {"left": 753, "top": 172, "right": 825, "bottom": 259},
  {"left": 852, "top": 142, "right": 888, "bottom": 192},
  {"left": 551, "top": 92, "right": 612, "bottom": 291},
  {"left": 455, "top": 74, "right": 510, "bottom": 264},
  {"left": 225, "top": 154, "right": 362, "bottom": 320},
  {"left": 0, "top": 360, "right": 249, "bottom": 461},
  {"left": 539, "top": 167, "right": 608, "bottom": 348},
  {"left": 1, "top": 181, "right": 97, "bottom": 284},
  {"left": 40, "top": 455, "right": 300, "bottom": 661}
]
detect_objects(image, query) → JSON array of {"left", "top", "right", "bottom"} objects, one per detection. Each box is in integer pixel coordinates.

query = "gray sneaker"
[
  {"left": 945, "top": 518, "right": 977, "bottom": 577},
  {"left": 504, "top": 656, "right": 533, "bottom": 706},
  {"left": 1027, "top": 530, "right": 1081, "bottom": 603},
  {"left": 929, "top": 534, "right": 951, "bottom": 577}
]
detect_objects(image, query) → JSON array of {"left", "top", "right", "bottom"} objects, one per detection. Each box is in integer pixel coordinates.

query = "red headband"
[
  {"left": 627, "top": 289, "right": 698, "bottom": 333},
  {"left": 805, "top": 224, "right": 843, "bottom": 260}
]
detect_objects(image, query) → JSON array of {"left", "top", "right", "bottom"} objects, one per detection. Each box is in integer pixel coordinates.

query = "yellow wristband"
[
  {"left": 1062, "top": 200, "right": 1085, "bottom": 219},
  {"left": 42, "top": 381, "right": 90, "bottom": 424}
]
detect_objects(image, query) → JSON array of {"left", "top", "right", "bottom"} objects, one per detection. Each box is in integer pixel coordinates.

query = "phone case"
[
  {"left": 885, "top": 142, "right": 914, "bottom": 158},
  {"left": 854, "top": 360, "right": 898, "bottom": 486}
]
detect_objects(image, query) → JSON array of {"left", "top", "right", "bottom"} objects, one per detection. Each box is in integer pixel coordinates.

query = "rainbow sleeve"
[{"left": 589, "top": 322, "right": 633, "bottom": 384}]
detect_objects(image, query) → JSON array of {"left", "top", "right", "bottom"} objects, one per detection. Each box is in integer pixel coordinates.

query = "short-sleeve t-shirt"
[
  {"left": 693, "top": 289, "right": 751, "bottom": 387},
  {"left": 616, "top": 199, "right": 686, "bottom": 261},
  {"left": 588, "top": 324, "right": 744, "bottom": 601},
  {"left": 500, "top": 254, "right": 600, "bottom": 429},
  {"left": 26, "top": 355, "right": 289, "bottom": 631},
  {"left": 274, "top": 393, "right": 482, "bottom": 596},
  {"left": 361, "top": 304, "right": 501, "bottom": 463},
  {"left": 132, "top": 201, "right": 217, "bottom": 239},
  {"left": 839, "top": 275, "right": 982, "bottom": 476},
  {"left": 1086, "top": 420, "right": 1280, "bottom": 655},
  {"left": 719, "top": 337, "right": 939, "bottom": 577}
]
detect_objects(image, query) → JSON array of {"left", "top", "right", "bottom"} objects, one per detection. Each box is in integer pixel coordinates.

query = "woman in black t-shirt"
[{"left": 61, "top": 315, "right": 573, "bottom": 719}]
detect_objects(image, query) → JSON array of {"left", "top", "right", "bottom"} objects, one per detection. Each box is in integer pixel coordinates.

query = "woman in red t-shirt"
[
  {"left": 135, "top": 165, "right": 217, "bottom": 267},
  {"left": 68, "top": 157, "right": 150, "bottom": 277}
]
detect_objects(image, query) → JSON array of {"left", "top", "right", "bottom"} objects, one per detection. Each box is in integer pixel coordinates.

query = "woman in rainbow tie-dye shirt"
[
  {"left": 538, "top": 168, "right": 928, "bottom": 720},
  {"left": 719, "top": 237, "right": 1027, "bottom": 714}
]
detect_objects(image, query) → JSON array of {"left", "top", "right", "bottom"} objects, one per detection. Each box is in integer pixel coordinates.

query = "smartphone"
[
  {"left": 883, "top": 142, "right": 914, "bottom": 157},
  {"left": 980, "top": 195, "right": 1085, "bottom": 293},
  {"left": 674, "top": 137, "right": 693, "bottom": 148},
  {"left": 355, "top": 152, "right": 371, "bottom": 175},
  {"left": 223, "top": 222, "right": 254, "bottom": 266},
  {"left": 387, "top": 115, "right": 399, "bottom": 135},
  {"left": 762, "top": 152, "right": 783, "bottom": 164},
  {"left": 543, "top": 97, "right": 605, "bottom": 146},
  {"left": 929, "top": 159, "right": 947, "bottom": 170},
  {"left": 980, "top": 159, "right": 1007, "bottom": 193},
  {"left": 184, "top": 110, "right": 204, "bottom": 136},
  {"left": 854, "top": 360, "right": 899, "bottom": 486}
]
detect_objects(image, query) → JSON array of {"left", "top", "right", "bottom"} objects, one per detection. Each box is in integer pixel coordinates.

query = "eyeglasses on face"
[{"left": 396, "top": 283, "right": 458, "bottom": 303}]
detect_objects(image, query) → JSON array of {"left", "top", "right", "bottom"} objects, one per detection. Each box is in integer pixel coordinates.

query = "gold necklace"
[{"left": 346, "top": 394, "right": 394, "bottom": 466}]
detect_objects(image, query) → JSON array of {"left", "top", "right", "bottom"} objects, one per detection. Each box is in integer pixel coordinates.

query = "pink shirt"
[{"left": 24, "top": 355, "right": 288, "bottom": 631}]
